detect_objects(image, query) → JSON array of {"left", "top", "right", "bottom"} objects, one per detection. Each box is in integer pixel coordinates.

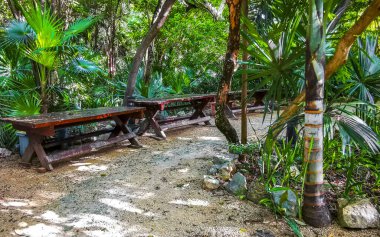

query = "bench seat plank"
[{"left": 1, "top": 107, "right": 145, "bottom": 129}]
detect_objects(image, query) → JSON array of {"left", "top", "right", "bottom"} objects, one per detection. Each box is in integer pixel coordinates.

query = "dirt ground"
[{"left": 0, "top": 114, "right": 379, "bottom": 237}]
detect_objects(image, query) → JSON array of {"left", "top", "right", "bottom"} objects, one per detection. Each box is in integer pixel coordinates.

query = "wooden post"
[{"left": 241, "top": 0, "right": 249, "bottom": 145}]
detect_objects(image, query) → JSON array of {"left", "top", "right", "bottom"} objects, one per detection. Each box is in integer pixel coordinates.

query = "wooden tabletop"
[
  {"left": 0, "top": 107, "right": 145, "bottom": 129},
  {"left": 130, "top": 94, "right": 215, "bottom": 105}
]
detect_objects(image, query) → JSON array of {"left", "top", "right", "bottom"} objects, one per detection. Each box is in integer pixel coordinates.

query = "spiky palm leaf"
[
  {"left": 342, "top": 35, "right": 380, "bottom": 104},
  {"left": 0, "top": 21, "right": 35, "bottom": 47},
  {"left": 325, "top": 101, "right": 380, "bottom": 154},
  {"left": 69, "top": 58, "right": 104, "bottom": 75},
  {"left": 240, "top": 13, "right": 305, "bottom": 110}
]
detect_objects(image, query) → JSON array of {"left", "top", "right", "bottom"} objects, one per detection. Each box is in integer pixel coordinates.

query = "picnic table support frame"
[
  {"left": 3, "top": 107, "right": 145, "bottom": 171},
  {"left": 135, "top": 96, "right": 214, "bottom": 139}
]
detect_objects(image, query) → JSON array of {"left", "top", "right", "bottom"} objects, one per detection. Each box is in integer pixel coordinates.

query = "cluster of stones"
[
  {"left": 203, "top": 154, "right": 380, "bottom": 229},
  {"left": 203, "top": 154, "right": 298, "bottom": 218}
]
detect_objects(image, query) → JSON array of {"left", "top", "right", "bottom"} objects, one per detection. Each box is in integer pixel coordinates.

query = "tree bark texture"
[
  {"left": 107, "top": 0, "right": 121, "bottom": 77},
  {"left": 267, "top": 0, "right": 380, "bottom": 140},
  {"left": 302, "top": 0, "right": 331, "bottom": 227},
  {"left": 7, "top": 0, "right": 22, "bottom": 20},
  {"left": 123, "top": 0, "right": 176, "bottom": 105},
  {"left": 144, "top": 0, "right": 163, "bottom": 84},
  {"left": 215, "top": 0, "right": 241, "bottom": 144},
  {"left": 241, "top": 0, "right": 248, "bottom": 144}
]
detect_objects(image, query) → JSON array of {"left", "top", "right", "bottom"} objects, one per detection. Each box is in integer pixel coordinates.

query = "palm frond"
[
  {"left": 0, "top": 21, "right": 35, "bottom": 47},
  {"left": 62, "top": 16, "right": 99, "bottom": 43},
  {"left": 69, "top": 58, "right": 103, "bottom": 75}
]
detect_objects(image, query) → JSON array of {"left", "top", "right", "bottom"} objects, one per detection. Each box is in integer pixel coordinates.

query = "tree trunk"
[
  {"left": 199, "top": 0, "right": 226, "bottom": 21},
  {"left": 241, "top": 0, "right": 248, "bottom": 145},
  {"left": 123, "top": 0, "right": 176, "bottom": 105},
  {"left": 107, "top": 0, "right": 121, "bottom": 77},
  {"left": 7, "top": 0, "right": 22, "bottom": 20},
  {"left": 144, "top": 0, "right": 163, "bottom": 84},
  {"left": 215, "top": 0, "right": 241, "bottom": 144},
  {"left": 302, "top": 0, "right": 331, "bottom": 227},
  {"left": 267, "top": 0, "right": 380, "bottom": 140}
]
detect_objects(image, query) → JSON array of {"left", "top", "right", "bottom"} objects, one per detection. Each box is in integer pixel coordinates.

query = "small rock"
[
  {"left": 212, "top": 154, "right": 234, "bottom": 164},
  {"left": 218, "top": 162, "right": 235, "bottom": 181},
  {"left": 207, "top": 165, "right": 220, "bottom": 175},
  {"left": 256, "top": 229, "right": 275, "bottom": 237},
  {"left": 224, "top": 172, "right": 247, "bottom": 196},
  {"left": 0, "top": 148, "right": 12, "bottom": 158},
  {"left": 290, "top": 165, "right": 300, "bottom": 177},
  {"left": 247, "top": 181, "right": 267, "bottom": 203},
  {"left": 271, "top": 188, "right": 298, "bottom": 217},
  {"left": 203, "top": 175, "right": 220, "bottom": 190},
  {"left": 338, "top": 198, "right": 380, "bottom": 229}
]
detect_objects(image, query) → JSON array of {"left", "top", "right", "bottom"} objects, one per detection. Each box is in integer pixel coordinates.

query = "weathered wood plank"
[
  {"left": 130, "top": 94, "right": 215, "bottom": 106},
  {"left": 160, "top": 116, "right": 211, "bottom": 131},
  {"left": 44, "top": 128, "right": 114, "bottom": 148},
  {"left": 0, "top": 107, "right": 145, "bottom": 129},
  {"left": 48, "top": 132, "right": 137, "bottom": 164}
]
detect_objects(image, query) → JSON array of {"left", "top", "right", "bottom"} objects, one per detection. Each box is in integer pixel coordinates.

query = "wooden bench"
[
  {"left": 211, "top": 89, "right": 268, "bottom": 118},
  {"left": 129, "top": 94, "right": 215, "bottom": 139},
  {"left": 0, "top": 107, "right": 145, "bottom": 171}
]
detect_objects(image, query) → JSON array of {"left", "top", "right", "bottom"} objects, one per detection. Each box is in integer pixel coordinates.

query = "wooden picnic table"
[
  {"left": 0, "top": 107, "right": 145, "bottom": 171},
  {"left": 129, "top": 94, "right": 215, "bottom": 139},
  {"left": 210, "top": 89, "right": 268, "bottom": 118}
]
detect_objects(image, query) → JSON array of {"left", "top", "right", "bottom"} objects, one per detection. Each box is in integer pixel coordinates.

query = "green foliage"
[{"left": 135, "top": 71, "right": 174, "bottom": 98}]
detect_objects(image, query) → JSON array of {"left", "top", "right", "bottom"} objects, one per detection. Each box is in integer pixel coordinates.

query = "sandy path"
[{"left": 0, "top": 114, "right": 379, "bottom": 237}]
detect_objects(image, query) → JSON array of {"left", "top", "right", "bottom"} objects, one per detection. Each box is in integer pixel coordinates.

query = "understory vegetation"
[{"left": 1, "top": 0, "right": 380, "bottom": 230}]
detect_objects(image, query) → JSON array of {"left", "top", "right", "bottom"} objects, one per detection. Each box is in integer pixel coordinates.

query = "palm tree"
[
  {"left": 1, "top": 1, "right": 97, "bottom": 113},
  {"left": 302, "top": 0, "right": 331, "bottom": 227}
]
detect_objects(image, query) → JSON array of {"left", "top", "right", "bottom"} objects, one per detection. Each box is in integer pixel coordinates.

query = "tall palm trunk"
[
  {"left": 302, "top": 0, "right": 331, "bottom": 227},
  {"left": 266, "top": 0, "right": 380, "bottom": 141}
]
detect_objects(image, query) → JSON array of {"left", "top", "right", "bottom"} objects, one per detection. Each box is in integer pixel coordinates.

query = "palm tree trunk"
[
  {"left": 302, "top": 0, "right": 330, "bottom": 227},
  {"left": 267, "top": 0, "right": 380, "bottom": 141},
  {"left": 215, "top": 0, "right": 241, "bottom": 144}
]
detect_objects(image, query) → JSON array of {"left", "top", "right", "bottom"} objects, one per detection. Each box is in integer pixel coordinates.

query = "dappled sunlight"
[
  {"left": 16, "top": 210, "right": 147, "bottom": 237},
  {"left": 178, "top": 168, "right": 189, "bottom": 173},
  {"left": 169, "top": 199, "right": 209, "bottom": 207},
  {"left": 105, "top": 187, "right": 155, "bottom": 199},
  {"left": 39, "top": 211, "right": 68, "bottom": 224},
  {"left": 176, "top": 137, "right": 192, "bottom": 141},
  {"left": 69, "top": 162, "right": 93, "bottom": 166},
  {"left": 197, "top": 136, "right": 223, "bottom": 141},
  {"left": 14, "top": 223, "right": 64, "bottom": 237},
  {"left": 76, "top": 164, "right": 108, "bottom": 172},
  {"left": 99, "top": 198, "right": 156, "bottom": 217},
  {"left": 0, "top": 198, "right": 37, "bottom": 207}
]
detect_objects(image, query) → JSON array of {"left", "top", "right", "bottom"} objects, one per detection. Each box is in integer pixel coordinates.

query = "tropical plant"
[
  {"left": 240, "top": 11, "right": 305, "bottom": 113},
  {"left": 1, "top": 2, "right": 98, "bottom": 113}
]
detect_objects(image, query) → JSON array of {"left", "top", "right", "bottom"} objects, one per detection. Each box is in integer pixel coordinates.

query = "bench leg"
[
  {"left": 27, "top": 133, "right": 53, "bottom": 171},
  {"left": 22, "top": 143, "right": 35, "bottom": 163},
  {"left": 141, "top": 109, "right": 166, "bottom": 139},
  {"left": 112, "top": 116, "right": 143, "bottom": 147},
  {"left": 190, "top": 100, "right": 212, "bottom": 125},
  {"left": 136, "top": 119, "right": 150, "bottom": 136}
]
